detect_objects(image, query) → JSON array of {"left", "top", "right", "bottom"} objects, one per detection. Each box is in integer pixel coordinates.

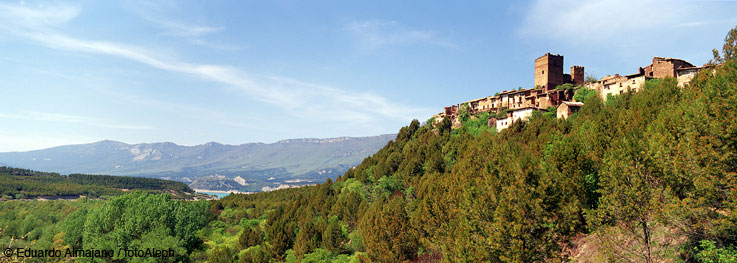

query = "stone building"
[
  {"left": 643, "top": 57, "right": 694, "bottom": 79},
  {"left": 534, "top": 53, "right": 585, "bottom": 91},
  {"left": 676, "top": 66, "right": 702, "bottom": 87},
  {"left": 433, "top": 53, "right": 581, "bottom": 129},
  {"left": 586, "top": 57, "right": 704, "bottom": 100},
  {"left": 586, "top": 73, "right": 647, "bottom": 99},
  {"left": 557, "top": 101, "right": 584, "bottom": 119},
  {"left": 494, "top": 107, "right": 544, "bottom": 131},
  {"left": 495, "top": 117, "right": 511, "bottom": 130},
  {"left": 443, "top": 105, "right": 459, "bottom": 116}
]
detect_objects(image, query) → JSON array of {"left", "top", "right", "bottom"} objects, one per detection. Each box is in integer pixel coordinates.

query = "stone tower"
[
  {"left": 571, "top": 65, "right": 584, "bottom": 85},
  {"left": 534, "top": 53, "right": 565, "bottom": 91}
]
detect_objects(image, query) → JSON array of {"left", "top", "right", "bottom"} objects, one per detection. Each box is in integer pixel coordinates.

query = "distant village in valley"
[{"left": 433, "top": 53, "right": 708, "bottom": 130}]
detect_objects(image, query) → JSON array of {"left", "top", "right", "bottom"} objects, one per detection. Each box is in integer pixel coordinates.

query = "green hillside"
[
  {"left": 0, "top": 167, "right": 195, "bottom": 200},
  {"left": 201, "top": 28, "right": 737, "bottom": 262}
]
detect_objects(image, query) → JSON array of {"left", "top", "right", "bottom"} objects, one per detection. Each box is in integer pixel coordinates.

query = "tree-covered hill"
[
  {"left": 202, "top": 27, "right": 737, "bottom": 262},
  {"left": 0, "top": 166, "right": 195, "bottom": 199}
]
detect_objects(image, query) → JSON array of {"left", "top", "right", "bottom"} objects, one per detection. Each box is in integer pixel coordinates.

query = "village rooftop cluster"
[{"left": 434, "top": 53, "right": 707, "bottom": 130}]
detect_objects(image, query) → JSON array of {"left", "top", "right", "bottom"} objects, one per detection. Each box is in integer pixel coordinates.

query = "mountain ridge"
[{"left": 0, "top": 134, "right": 396, "bottom": 192}]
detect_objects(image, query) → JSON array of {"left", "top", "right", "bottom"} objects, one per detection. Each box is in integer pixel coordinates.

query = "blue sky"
[{"left": 1, "top": 0, "right": 736, "bottom": 151}]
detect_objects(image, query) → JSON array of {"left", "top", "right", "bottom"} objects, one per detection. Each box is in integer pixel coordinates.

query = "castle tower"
[
  {"left": 534, "top": 53, "right": 565, "bottom": 91},
  {"left": 571, "top": 65, "right": 584, "bottom": 85}
]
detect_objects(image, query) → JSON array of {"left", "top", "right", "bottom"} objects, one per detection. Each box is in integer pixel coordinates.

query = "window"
[
  {"left": 542, "top": 70, "right": 545, "bottom": 74},
  {"left": 619, "top": 83, "right": 622, "bottom": 87},
  {"left": 632, "top": 80, "right": 636, "bottom": 84}
]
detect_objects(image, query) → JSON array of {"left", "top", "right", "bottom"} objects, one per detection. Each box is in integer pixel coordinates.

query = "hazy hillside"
[{"left": 0, "top": 135, "right": 395, "bottom": 192}]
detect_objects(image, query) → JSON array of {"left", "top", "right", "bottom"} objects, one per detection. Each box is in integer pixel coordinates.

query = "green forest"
[
  {"left": 1, "top": 26, "right": 737, "bottom": 262},
  {"left": 0, "top": 167, "right": 194, "bottom": 199}
]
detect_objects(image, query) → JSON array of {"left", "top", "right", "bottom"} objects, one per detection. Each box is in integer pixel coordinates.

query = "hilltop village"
[{"left": 434, "top": 53, "right": 707, "bottom": 130}]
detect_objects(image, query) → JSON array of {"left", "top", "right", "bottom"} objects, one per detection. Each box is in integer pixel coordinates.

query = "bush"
[
  {"left": 425, "top": 117, "right": 435, "bottom": 127},
  {"left": 458, "top": 103, "right": 471, "bottom": 122},
  {"left": 493, "top": 108, "right": 510, "bottom": 119},
  {"left": 210, "top": 246, "right": 235, "bottom": 263},
  {"left": 542, "top": 106, "right": 557, "bottom": 118},
  {"left": 239, "top": 226, "right": 264, "bottom": 250},
  {"left": 574, "top": 86, "right": 597, "bottom": 102},
  {"left": 694, "top": 240, "right": 737, "bottom": 263},
  {"left": 555, "top": 83, "right": 576, "bottom": 90},
  {"left": 80, "top": 192, "right": 209, "bottom": 261},
  {"left": 461, "top": 112, "right": 494, "bottom": 136}
]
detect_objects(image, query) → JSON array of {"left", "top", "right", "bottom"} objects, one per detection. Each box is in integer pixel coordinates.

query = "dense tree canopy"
[
  {"left": 0, "top": 167, "right": 194, "bottom": 199},
  {"left": 81, "top": 192, "right": 209, "bottom": 262}
]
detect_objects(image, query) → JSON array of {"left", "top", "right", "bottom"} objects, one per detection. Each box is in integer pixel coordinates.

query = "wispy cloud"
[
  {"left": 0, "top": 111, "right": 152, "bottom": 130},
  {"left": 674, "top": 18, "right": 736, "bottom": 29},
  {"left": 126, "top": 1, "right": 239, "bottom": 50},
  {"left": 0, "top": 2, "right": 79, "bottom": 30},
  {"left": 98, "top": 88, "right": 267, "bottom": 130},
  {"left": 345, "top": 19, "right": 455, "bottom": 50},
  {"left": 0, "top": 3, "right": 433, "bottom": 127},
  {"left": 151, "top": 18, "right": 224, "bottom": 37},
  {"left": 517, "top": 0, "right": 736, "bottom": 44}
]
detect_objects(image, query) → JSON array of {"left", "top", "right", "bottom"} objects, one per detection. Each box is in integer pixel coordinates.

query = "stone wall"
[{"left": 676, "top": 67, "right": 701, "bottom": 87}]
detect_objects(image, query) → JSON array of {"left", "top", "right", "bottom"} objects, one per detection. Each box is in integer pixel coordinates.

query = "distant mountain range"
[{"left": 0, "top": 134, "right": 395, "bottom": 192}]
